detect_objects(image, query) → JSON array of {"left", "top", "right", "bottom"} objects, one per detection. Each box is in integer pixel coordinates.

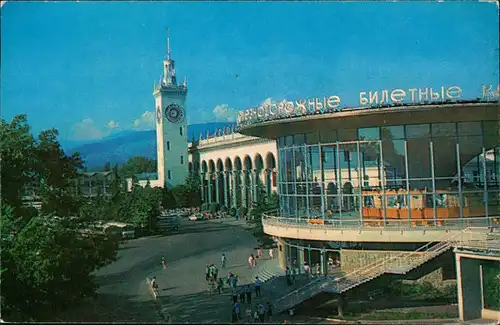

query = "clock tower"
[{"left": 153, "top": 30, "right": 188, "bottom": 188}]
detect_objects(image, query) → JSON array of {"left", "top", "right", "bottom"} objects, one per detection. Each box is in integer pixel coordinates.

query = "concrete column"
[
  {"left": 199, "top": 172, "right": 205, "bottom": 203},
  {"left": 223, "top": 172, "right": 228, "bottom": 207},
  {"left": 277, "top": 238, "right": 288, "bottom": 270},
  {"left": 207, "top": 173, "right": 212, "bottom": 204},
  {"left": 252, "top": 169, "right": 258, "bottom": 203},
  {"left": 215, "top": 172, "right": 220, "bottom": 204},
  {"left": 297, "top": 248, "right": 305, "bottom": 274},
  {"left": 231, "top": 171, "right": 238, "bottom": 208},
  {"left": 241, "top": 171, "right": 247, "bottom": 207},
  {"left": 320, "top": 249, "right": 326, "bottom": 276},
  {"left": 456, "top": 254, "right": 483, "bottom": 321}
]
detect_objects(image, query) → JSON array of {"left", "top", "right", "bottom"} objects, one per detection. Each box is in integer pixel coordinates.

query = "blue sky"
[{"left": 1, "top": 1, "right": 498, "bottom": 142}]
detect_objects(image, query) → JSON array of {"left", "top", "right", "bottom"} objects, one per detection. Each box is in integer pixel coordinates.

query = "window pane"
[
  {"left": 432, "top": 137, "right": 457, "bottom": 187},
  {"left": 407, "top": 137, "right": 432, "bottom": 178},
  {"left": 306, "top": 132, "right": 319, "bottom": 145},
  {"left": 320, "top": 130, "right": 338, "bottom": 143},
  {"left": 285, "top": 136, "right": 293, "bottom": 147},
  {"left": 338, "top": 129, "right": 357, "bottom": 142},
  {"left": 358, "top": 127, "right": 380, "bottom": 141},
  {"left": 382, "top": 139, "right": 407, "bottom": 185},
  {"left": 381, "top": 126, "right": 404, "bottom": 140},
  {"left": 406, "top": 124, "right": 430, "bottom": 139},
  {"left": 294, "top": 134, "right": 305, "bottom": 145},
  {"left": 483, "top": 120, "right": 499, "bottom": 136},
  {"left": 322, "top": 145, "right": 338, "bottom": 183},
  {"left": 432, "top": 123, "right": 456, "bottom": 138},
  {"left": 359, "top": 141, "right": 381, "bottom": 189},
  {"left": 460, "top": 136, "right": 483, "bottom": 187},
  {"left": 458, "top": 122, "right": 481, "bottom": 136}
]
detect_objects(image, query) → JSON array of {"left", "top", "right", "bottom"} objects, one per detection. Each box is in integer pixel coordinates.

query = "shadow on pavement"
[{"left": 53, "top": 292, "right": 161, "bottom": 323}]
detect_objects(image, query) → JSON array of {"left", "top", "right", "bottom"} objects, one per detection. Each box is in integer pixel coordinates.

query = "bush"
[
  {"left": 220, "top": 205, "right": 228, "bottom": 213},
  {"left": 229, "top": 207, "right": 236, "bottom": 217},
  {"left": 201, "top": 203, "right": 209, "bottom": 212},
  {"left": 238, "top": 206, "right": 248, "bottom": 217},
  {"left": 209, "top": 202, "right": 219, "bottom": 213}
]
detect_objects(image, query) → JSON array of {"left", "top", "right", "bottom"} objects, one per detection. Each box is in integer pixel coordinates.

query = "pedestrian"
[
  {"left": 245, "top": 284, "right": 252, "bottom": 304},
  {"left": 217, "top": 277, "right": 224, "bottom": 294},
  {"left": 234, "top": 302, "right": 241, "bottom": 321},
  {"left": 292, "top": 267, "right": 296, "bottom": 284},
  {"left": 252, "top": 254, "right": 257, "bottom": 267},
  {"left": 161, "top": 256, "right": 167, "bottom": 270},
  {"left": 213, "top": 265, "right": 219, "bottom": 281},
  {"left": 239, "top": 286, "right": 246, "bottom": 303},
  {"left": 258, "top": 303, "right": 266, "bottom": 323},
  {"left": 231, "top": 306, "right": 238, "bottom": 323},
  {"left": 269, "top": 248, "right": 274, "bottom": 259},
  {"left": 150, "top": 276, "right": 159, "bottom": 295},
  {"left": 231, "top": 289, "right": 238, "bottom": 304},
  {"left": 266, "top": 301, "right": 273, "bottom": 321},
  {"left": 209, "top": 278, "right": 216, "bottom": 296},
  {"left": 253, "top": 307, "right": 259, "bottom": 323},
  {"left": 205, "top": 264, "right": 210, "bottom": 282},
  {"left": 234, "top": 273, "right": 239, "bottom": 288},
  {"left": 286, "top": 267, "right": 293, "bottom": 286},
  {"left": 304, "top": 263, "right": 311, "bottom": 278},
  {"left": 221, "top": 253, "right": 227, "bottom": 268},
  {"left": 248, "top": 255, "right": 254, "bottom": 268},
  {"left": 257, "top": 248, "right": 263, "bottom": 259},
  {"left": 316, "top": 263, "right": 321, "bottom": 277},
  {"left": 245, "top": 306, "right": 253, "bottom": 323},
  {"left": 255, "top": 276, "right": 262, "bottom": 297}
]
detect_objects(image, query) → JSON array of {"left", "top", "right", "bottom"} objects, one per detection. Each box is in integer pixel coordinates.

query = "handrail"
[
  {"left": 262, "top": 212, "right": 498, "bottom": 231},
  {"left": 274, "top": 227, "right": 472, "bottom": 311}
]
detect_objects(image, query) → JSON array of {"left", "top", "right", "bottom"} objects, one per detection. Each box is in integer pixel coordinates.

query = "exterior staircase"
[{"left": 274, "top": 228, "right": 497, "bottom": 314}]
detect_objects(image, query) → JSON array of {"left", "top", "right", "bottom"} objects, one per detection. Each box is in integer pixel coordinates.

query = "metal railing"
[
  {"left": 262, "top": 211, "right": 499, "bottom": 231},
  {"left": 273, "top": 227, "right": 493, "bottom": 314}
]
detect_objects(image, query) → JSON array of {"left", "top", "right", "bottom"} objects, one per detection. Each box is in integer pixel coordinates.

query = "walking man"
[
  {"left": 161, "top": 256, "right": 167, "bottom": 270},
  {"left": 221, "top": 253, "right": 227, "bottom": 268},
  {"left": 269, "top": 248, "right": 274, "bottom": 259},
  {"left": 255, "top": 276, "right": 262, "bottom": 297},
  {"left": 245, "top": 284, "right": 252, "bottom": 304}
]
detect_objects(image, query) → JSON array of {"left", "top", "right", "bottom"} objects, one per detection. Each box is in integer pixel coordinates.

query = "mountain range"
[{"left": 65, "top": 122, "right": 234, "bottom": 170}]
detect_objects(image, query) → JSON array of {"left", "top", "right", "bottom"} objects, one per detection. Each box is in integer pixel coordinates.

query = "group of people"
[
  {"left": 248, "top": 248, "right": 274, "bottom": 269},
  {"left": 230, "top": 277, "right": 270, "bottom": 323}
]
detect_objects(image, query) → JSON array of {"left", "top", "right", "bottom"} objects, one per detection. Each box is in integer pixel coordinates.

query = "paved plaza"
[{"left": 58, "top": 217, "right": 309, "bottom": 323}]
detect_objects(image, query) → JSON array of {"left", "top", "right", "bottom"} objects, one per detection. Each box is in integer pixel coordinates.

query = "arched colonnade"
[{"left": 190, "top": 152, "right": 277, "bottom": 208}]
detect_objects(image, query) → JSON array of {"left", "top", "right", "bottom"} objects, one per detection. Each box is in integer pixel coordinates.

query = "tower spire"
[{"left": 166, "top": 28, "right": 171, "bottom": 60}]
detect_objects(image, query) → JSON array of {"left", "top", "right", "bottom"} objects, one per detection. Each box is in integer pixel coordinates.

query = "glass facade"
[{"left": 277, "top": 121, "right": 500, "bottom": 226}]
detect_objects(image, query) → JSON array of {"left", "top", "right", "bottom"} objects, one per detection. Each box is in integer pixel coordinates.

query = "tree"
[
  {"left": 119, "top": 156, "right": 157, "bottom": 178},
  {"left": 1, "top": 210, "right": 119, "bottom": 321},
  {"left": 248, "top": 183, "right": 277, "bottom": 247},
  {"left": 0, "top": 114, "right": 120, "bottom": 321}
]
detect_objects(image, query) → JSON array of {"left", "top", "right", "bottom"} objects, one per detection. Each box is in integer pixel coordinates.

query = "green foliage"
[
  {"left": 0, "top": 114, "right": 121, "bottom": 321},
  {"left": 239, "top": 206, "right": 248, "bottom": 217},
  {"left": 386, "top": 280, "right": 455, "bottom": 300},
  {"left": 171, "top": 184, "right": 190, "bottom": 207},
  {"left": 483, "top": 261, "right": 500, "bottom": 311},
  {"left": 229, "top": 207, "right": 236, "bottom": 217},
  {"left": 119, "top": 156, "right": 157, "bottom": 178},
  {"left": 209, "top": 202, "right": 219, "bottom": 213},
  {"left": 201, "top": 202, "right": 209, "bottom": 212},
  {"left": 220, "top": 205, "right": 228, "bottom": 213}
]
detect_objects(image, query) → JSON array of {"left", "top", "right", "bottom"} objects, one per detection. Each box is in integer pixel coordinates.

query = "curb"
[{"left": 323, "top": 317, "right": 460, "bottom": 324}]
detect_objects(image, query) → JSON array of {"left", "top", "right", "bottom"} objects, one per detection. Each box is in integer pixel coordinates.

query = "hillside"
[{"left": 67, "top": 122, "right": 234, "bottom": 169}]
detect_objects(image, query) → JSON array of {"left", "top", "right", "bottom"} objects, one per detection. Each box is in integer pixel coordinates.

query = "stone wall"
[{"left": 341, "top": 249, "right": 430, "bottom": 275}]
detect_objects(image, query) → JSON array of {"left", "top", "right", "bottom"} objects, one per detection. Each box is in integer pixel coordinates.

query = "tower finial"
[{"left": 166, "top": 28, "right": 171, "bottom": 60}]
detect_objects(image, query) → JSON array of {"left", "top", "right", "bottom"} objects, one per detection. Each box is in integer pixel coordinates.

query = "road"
[{"left": 58, "top": 217, "right": 261, "bottom": 322}]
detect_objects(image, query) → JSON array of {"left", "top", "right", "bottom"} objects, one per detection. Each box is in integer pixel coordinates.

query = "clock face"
[
  {"left": 165, "top": 104, "right": 185, "bottom": 124},
  {"left": 156, "top": 107, "right": 162, "bottom": 123}
]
